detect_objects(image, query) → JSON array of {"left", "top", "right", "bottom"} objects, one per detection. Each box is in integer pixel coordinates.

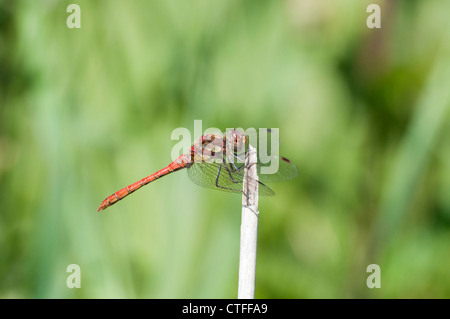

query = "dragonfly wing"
[
  {"left": 256, "top": 155, "right": 298, "bottom": 183},
  {"left": 187, "top": 162, "right": 241, "bottom": 194},
  {"left": 230, "top": 129, "right": 298, "bottom": 183},
  {"left": 187, "top": 162, "right": 275, "bottom": 196},
  {"left": 227, "top": 155, "right": 298, "bottom": 183}
]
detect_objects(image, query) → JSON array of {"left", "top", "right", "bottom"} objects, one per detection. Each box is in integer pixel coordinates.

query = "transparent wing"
[
  {"left": 187, "top": 162, "right": 275, "bottom": 196},
  {"left": 226, "top": 154, "right": 298, "bottom": 183},
  {"left": 227, "top": 128, "right": 298, "bottom": 183},
  {"left": 256, "top": 155, "right": 298, "bottom": 183}
]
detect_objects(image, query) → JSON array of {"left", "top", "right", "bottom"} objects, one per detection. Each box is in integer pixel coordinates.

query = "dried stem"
[{"left": 237, "top": 145, "right": 259, "bottom": 299}]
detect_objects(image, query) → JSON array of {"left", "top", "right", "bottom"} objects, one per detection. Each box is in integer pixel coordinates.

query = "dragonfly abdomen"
[{"left": 97, "top": 155, "right": 188, "bottom": 212}]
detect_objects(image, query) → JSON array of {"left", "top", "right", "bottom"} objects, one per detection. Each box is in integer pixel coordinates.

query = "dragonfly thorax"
[
  {"left": 190, "top": 133, "right": 224, "bottom": 164},
  {"left": 188, "top": 130, "right": 248, "bottom": 165}
]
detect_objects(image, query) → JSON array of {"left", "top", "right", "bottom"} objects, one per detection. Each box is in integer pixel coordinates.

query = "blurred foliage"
[{"left": 1, "top": 0, "right": 450, "bottom": 298}]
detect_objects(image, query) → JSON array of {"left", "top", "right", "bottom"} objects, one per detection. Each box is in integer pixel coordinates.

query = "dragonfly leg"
[
  {"left": 229, "top": 153, "right": 245, "bottom": 171},
  {"left": 228, "top": 160, "right": 268, "bottom": 193},
  {"left": 214, "top": 163, "right": 242, "bottom": 192},
  {"left": 224, "top": 163, "right": 242, "bottom": 183},
  {"left": 230, "top": 159, "right": 256, "bottom": 174},
  {"left": 228, "top": 152, "right": 256, "bottom": 174},
  {"left": 215, "top": 163, "right": 222, "bottom": 186},
  {"left": 230, "top": 161, "right": 239, "bottom": 171},
  {"left": 213, "top": 159, "right": 273, "bottom": 196}
]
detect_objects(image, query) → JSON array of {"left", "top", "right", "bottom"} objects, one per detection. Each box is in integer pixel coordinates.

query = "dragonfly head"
[{"left": 227, "top": 129, "right": 248, "bottom": 155}]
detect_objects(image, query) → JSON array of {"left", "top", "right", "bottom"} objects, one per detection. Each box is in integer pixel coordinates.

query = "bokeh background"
[{"left": 1, "top": 0, "right": 450, "bottom": 298}]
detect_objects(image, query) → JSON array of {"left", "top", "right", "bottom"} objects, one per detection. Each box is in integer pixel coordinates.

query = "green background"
[{"left": 1, "top": 0, "right": 450, "bottom": 298}]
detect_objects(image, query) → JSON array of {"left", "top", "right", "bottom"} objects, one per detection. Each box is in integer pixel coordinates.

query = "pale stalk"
[{"left": 237, "top": 145, "right": 259, "bottom": 299}]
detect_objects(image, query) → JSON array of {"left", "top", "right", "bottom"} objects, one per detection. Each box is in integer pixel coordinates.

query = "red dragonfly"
[{"left": 97, "top": 129, "right": 297, "bottom": 212}]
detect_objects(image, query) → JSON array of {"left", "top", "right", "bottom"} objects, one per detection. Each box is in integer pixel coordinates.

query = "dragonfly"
[{"left": 97, "top": 129, "right": 298, "bottom": 212}]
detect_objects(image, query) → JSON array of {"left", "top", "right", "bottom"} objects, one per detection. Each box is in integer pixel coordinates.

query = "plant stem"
[{"left": 238, "top": 145, "right": 259, "bottom": 299}]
